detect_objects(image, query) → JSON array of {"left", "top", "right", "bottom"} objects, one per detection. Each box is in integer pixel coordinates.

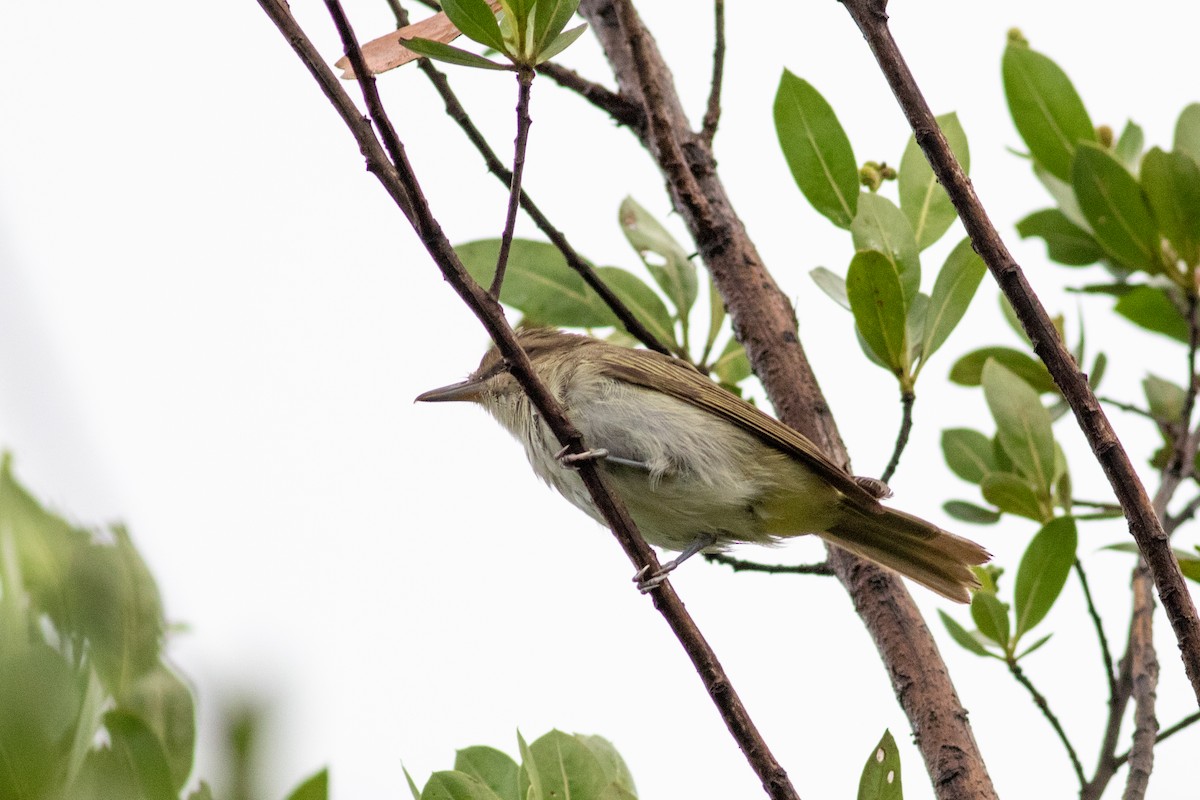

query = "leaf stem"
[
  {"left": 880, "top": 391, "right": 915, "bottom": 484},
  {"left": 1007, "top": 657, "right": 1086, "bottom": 789}
]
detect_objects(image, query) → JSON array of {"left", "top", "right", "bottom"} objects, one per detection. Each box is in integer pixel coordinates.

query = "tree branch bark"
[{"left": 578, "top": 2, "right": 997, "bottom": 797}]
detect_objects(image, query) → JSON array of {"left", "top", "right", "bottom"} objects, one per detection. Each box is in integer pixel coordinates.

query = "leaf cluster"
[{"left": 404, "top": 0, "right": 587, "bottom": 70}]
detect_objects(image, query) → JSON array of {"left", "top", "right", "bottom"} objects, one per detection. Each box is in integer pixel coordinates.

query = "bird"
[{"left": 417, "top": 328, "right": 990, "bottom": 602}]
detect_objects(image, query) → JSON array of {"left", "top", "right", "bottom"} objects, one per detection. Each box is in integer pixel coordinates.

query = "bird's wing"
[{"left": 594, "top": 345, "right": 880, "bottom": 506}]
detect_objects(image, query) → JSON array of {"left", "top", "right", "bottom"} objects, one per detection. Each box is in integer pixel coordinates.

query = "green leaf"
[
  {"left": 285, "top": 769, "right": 329, "bottom": 800},
  {"left": 970, "top": 591, "right": 1011, "bottom": 650},
  {"left": 618, "top": 197, "right": 698, "bottom": 322},
  {"left": 534, "top": 22, "right": 586, "bottom": 65},
  {"left": 441, "top": 0, "right": 507, "bottom": 52},
  {"left": 400, "top": 37, "right": 511, "bottom": 70},
  {"left": 1113, "top": 285, "right": 1189, "bottom": 343},
  {"left": 1034, "top": 162, "right": 1091, "bottom": 231},
  {"left": 1072, "top": 142, "right": 1162, "bottom": 272},
  {"left": 456, "top": 747, "right": 520, "bottom": 800},
  {"left": 1013, "top": 517, "right": 1077, "bottom": 641},
  {"left": 1143, "top": 374, "right": 1186, "bottom": 423},
  {"left": 187, "top": 782, "right": 216, "bottom": 800},
  {"left": 531, "top": 0, "right": 580, "bottom": 56},
  {"left": 1016, "top": 209, "right": 1105, "bottom": 266},
  {"left": 1002, "top": 41, "right": 1096, "bottom": 181},
  {"left": 980, "top": 472, "right": 1045, "bottom": 522},
  {"left": 711, "top": 336, "right": 752, "bottom": 387},
  {"left": 102, "top": 711, "right": 177, "bottom": 800},
  {"left": 920, "top": 237, "right": 986, "bottom": 363},
  {"left": 950, "top": 347, "right": 1058, "bottom": 395},
  {"left": 983, "top": 360, "right": 1057, "bottom": 495},
  {"left": 906, "top": 292, "right": 928, "bottom": 365},
  {"left": 456, "top": 239, "right": 617, "bottom": 327},
  {"left": 123, "top": 663, "right": 196, "bottom": 792},
  {"left": 405, "top": 767, "right": 423, "bottom": 800},
  {"left": 899, "top": 112, "right": 969, "bottom": 249},
  {"left": 856, "top": 730, "right": 902, "bottom": 800},
  {"left": 704, "top": 275, "right": 726, "bottom": 362},
  {"left": 1179, "top": 552, "right": 1200, "bottom": 583},
  {"left": 810, "top": 266, "right": 851, "bottom": 310},
  {"left": 1175, "top": 103, "right": 1200, "bottom": 166},
  {"left": 593, "top": 267, "right": 676, "bottom": 351},
  {"left": 1141, "top": 146, "right": 1200, "bottom": 266},
  {"left": 773, "top": 71, "right": 859, "bottom": 228},
  {"left": 524, "top": 731, "right": 607, "bottom": 800},
  {"left": 942, "top": 428, "right": 998, "bottom": 484},
  {"left": 943, "top": 500, "right": 1002, "bottom": 525},
  {"left": 577, "top": 735, "right": 637, "bottom": 794},
  {"left": 1017, "top": 633, "right": 1054, "bottom": 660},
  {"left": 0, "top": 644, "right": 83, "bottom": 800},
  {"left": 939, "top": 610, "right": 995, "bottom": 657},
  {"left": 423, "top": 771, "right": 502, "bottom": 800},
  {"left": 851, "top": 193, "right": 921, "bottom": 303},
  {"left": 1114, "top": 121, "right": 1145, "bottom": 169},
  {"left": 846, "top": 250, "right": 909, "bottom": 373}
]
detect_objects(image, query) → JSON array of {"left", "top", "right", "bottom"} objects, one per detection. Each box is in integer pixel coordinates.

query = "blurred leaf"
[
  {"left": 856, "top": 730, "right": 902, "bottom": 800},
  {"left": 704, "top": 276, "right": 726, "bottom": 361},
  {"left": 456, "top": 239, "right": 618, "bottom": 328},
  {"left": 593, "top": 267, "right": 677, "bottom": 351},
  {"left": 1179, "top": 553, "right": 1200, "bottom": 583},
  {"left": 938, "top": 610, "right": 994, "bottom": 657},
  {"left": 970, "top": 591, "right": 1011, "bottom": 649},
  {"left": 899, "top": 112, "right": 969, "bottom": 250},
  {"left": 0, "top": 644, "right": 83, "bottom": 800},
  {"left": 847, "top": 250, "right": 910, "bottom": 373},
  {"left": 440, "top": 0, "right": 506, "bottom": 52},
  {"left": 1113, "top": 285, "right": 1189, "bottom": 343},
  {"left": 920, "top": 237, "right": 986, "bottom": 363},
  {"left": 773, "top": 71, "right": 859, "bottom": 228},
  {"left": 943, "top": 500, "right": 1002, "bottom": 525},
  {"left": 711, "top": 337, "right": 752, "bottom": 387},
  {"left": 102, "top": 711, "right": 177, "bottom": 800},
  {"left": 1016, "top": 209, "right": 1104, "bottom": 266},
  {"left": 1141, "top": 146, "right": 1200, "bottom": 266},
  {"left": 124, "top": 663, "right": 196, "bottom": 792},
  {"left": 1143, "top": 374, "right": 1186, "bottom": 423},
  {"left": 981, "top": 473, "right": 1045, "bottom": 521},
  {"left": 400, "top": 37, "right": 511, "bottom": 70},
  {"left": 1002, "top": 41, "right": 1095, "bottom": 181},
  {"left": 1034, "top": 162, "right": 1091, "bottom": 231},
  {"left": 285, "top": 769, "right": 329, "bottom": 800},
  {"left": 1175, "top": 103, "right": 1200, "bottom": 166},
  {"left": 810, "top": 267, "right": 851, "bottom": 310},
  {"left": 1072, "top": 143, "right": 1162, "bottom": 272},
  {"left": 1114, "top": 121, "right": 1145, "bottom": 169},
  {"left": 950, "top": 347, "right": 1058, "bottom": 395},
  {"left": 618, "top": 197, "right": 698, "bottom": 322},
  {"left": 983, "top": 360, "right": 1057, "bottom": 495},
  {"left": 851, "top": 193, "right": 921, "bottom": 302},
  {"left": 70, "top": 528, "right": 165, "bottom": 697},
  {"left": 1014, "top": 517, "right": 1078, "bottom": 641},
  {"left": 456, "top": 747, "right": 520, "bottom": 800},
  {"left": 942, "top": 428, "right": 998, "bottom": 484},
  {"left": 187, "top": 782, "right": 216, "bottom": 800},
  {"left": 1090, "top": 350, "right": 1108, "bottom": 390}
]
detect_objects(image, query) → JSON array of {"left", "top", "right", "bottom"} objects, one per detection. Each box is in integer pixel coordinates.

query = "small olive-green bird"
[{"left": 417, "top": 328, "right": 989, "bottom": 602}]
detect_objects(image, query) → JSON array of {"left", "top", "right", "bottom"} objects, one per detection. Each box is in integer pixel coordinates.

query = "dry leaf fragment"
[{"left": 334, "top": 2, "right": 504, "bottom": 79}]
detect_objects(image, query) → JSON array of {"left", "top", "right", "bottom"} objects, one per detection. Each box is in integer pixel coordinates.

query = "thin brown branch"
[
  {"left": 579, "top": 2, "right": 997, "bottom": 797},
  {"left": 490, "top": 67, "right": 536, "bottom": 298},
  {"left": 1007, "top": 658, "right": 1086, "bottom": 789},
  {"left": 259, "top": 3, "right": 800, "bottom": 798},
  {"left": 1116, "top": 710, "right": 1200, "bottom": 767},
  {"left": 1098, "top": 396, "right": 1157, "bottom": 422},
  {"left": 880, "top": 391, "right": 914, "bottom": 484},
  {"left": 704, "top": 553, "right": 834, "bottom": 576},
  {"left": 1074, "top": 559, "right": 1118, "bottom": 702},
  {"left": 413, "top": 54, "right": 673, "bottom": 354},
  {"left": 1123, "top": 563, "right": 1159, "bottom": 800},
  {"left": 536, "top": 62, "right": 645, "bottom": 130},
  {"left": 698, "top": 0, "right": 725, "bottom": 145},
  {"left": 1166, "top": 492, "right": 1200, "bottom": 534},
  {"left": 839, "top": 0, "right": 1200, "bottom": 705},
  {"left": 1083, "top": 649, "right": 1133, "bottom": 800}
]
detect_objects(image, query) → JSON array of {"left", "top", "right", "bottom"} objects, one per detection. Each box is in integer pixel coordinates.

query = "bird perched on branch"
[{"left": 418, "top": 328, "right": 989, "bottom": 602}]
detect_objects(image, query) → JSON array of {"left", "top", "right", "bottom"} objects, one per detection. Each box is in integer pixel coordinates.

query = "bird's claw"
[
  {"left": 633, "top": 563, "right": 675, "bottom": 593},
  {"left": 555, "top": 445, "right": 610, "bottom": 467}
]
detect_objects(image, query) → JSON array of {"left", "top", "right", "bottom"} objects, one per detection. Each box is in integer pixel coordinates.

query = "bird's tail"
[{"left": 820, "top": 503, "right": 990, "bottom": 603}]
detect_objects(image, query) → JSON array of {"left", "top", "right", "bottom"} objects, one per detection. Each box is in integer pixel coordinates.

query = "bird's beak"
[{"left": 415, "top": 378, "right": 485, "bottom": 403}]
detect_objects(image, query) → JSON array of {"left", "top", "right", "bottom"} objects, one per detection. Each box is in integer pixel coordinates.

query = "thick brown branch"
[
  {"left": 579, "top": 2, "right": 997, "bottom": 798},
  {"left": 839, "top": 0, "right": 1200, "bottom": 705},
  {"left": 258, "top": 2, "right": 799, "bottom": 798}
]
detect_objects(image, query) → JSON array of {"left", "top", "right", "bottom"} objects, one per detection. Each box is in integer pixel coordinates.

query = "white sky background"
[{"left": 2, "top": 1, "right": 1199, "bottom": 798}]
